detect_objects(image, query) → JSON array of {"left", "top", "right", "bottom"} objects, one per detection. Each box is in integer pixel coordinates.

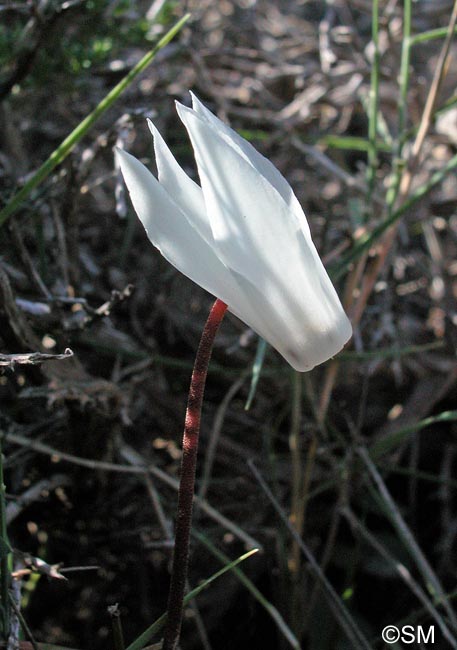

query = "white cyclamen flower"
[{"left": 116, "top": 93, "right": 352, "bottom": 371}]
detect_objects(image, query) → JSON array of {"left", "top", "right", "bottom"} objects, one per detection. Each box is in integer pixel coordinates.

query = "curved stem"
[{"left": 163, "top": 298, "right": 228, "bottom": 650}]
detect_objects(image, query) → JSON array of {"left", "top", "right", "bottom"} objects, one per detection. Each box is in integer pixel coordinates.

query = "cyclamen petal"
[
  {"left": 115, "top": 149, "right": 237, "bottom": 304},
  {"left": 117, "top": 95, "right": 352, "bottom": 371},
  {"left": 115, "top": 148, "right": 274, "bottom": 343},
  {"left": 148, "top": 120, "right": 214, "bottom": 248},
  {"left": 189, "top": 92, "right": 311, "bottom": 239}
]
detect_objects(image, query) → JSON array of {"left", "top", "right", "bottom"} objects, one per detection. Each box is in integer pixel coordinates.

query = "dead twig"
[
  {"left": 1, "top": 431, "right": 261, "bottom": 550},
  {"left": 6, "top": 474, "right": 71, "bottom": 524},
  {"left": 0, "top": 349, "right": 73, "bottom": 368}
]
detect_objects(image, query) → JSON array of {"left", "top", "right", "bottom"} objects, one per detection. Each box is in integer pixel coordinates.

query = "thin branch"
[
  {"left": 0, "top": 349, "right": 73, "bottom": 368},
  {"left": 2, "top": 431, "right": 261, "bottom": 550}
]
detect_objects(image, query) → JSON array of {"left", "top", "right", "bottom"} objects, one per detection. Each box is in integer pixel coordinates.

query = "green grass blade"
[
  {"left": 385, "top": 0, "right": 412, "bottom": 210},
  {"left": 339, "top": 340, "right": 443, "bottom": 361},
  {"left": 248, "top": 460, "right": 372, "bottom": 650},
  {"left": 379, "top": 465, "right": 457, "bottom": 491},
  {"left": 330, "top": 150, "right": 457, "bottom": 280},
  {"left": 366, "top": 0, "right": 380, "bottom": 202},
  {"left": 318, "top": 135, "right": 390, "bottom": 152},
  {"left": 0, "top": 14, "right": 191, "bottom": 229},
  {"left": 125, "top": 547, "right": 258, "bottom": 650},
  {"left": 358, "top": 447, "right": 457, "bottom": 632},
  {"left": 410, "top": 26, "right": 457, "bottom": 46},
  {"left": 194, "top": 530, "right": 300, "bottom": 649},
  {"left": 370, "top": 410, "right": 457, "bottom": 460},
  {"left": 245, "top": 337, "right": 267, "bottom": 410}
]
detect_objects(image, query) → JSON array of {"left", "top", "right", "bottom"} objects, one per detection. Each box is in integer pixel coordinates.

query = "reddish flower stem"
[{"left": 163, "top": 298, "right": 228, "bottom": 650}]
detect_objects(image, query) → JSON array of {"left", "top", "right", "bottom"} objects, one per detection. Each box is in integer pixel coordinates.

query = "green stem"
[
  {"left": 125, "top": 547, "right": 258, "bottom": 650},
  {"left": 410, "top": 25, "right": 457, "bottom": 46},
  {"left": 332, "top": 148, "right": 457, "bottom": 280},
  {"left": 398, "top": 0, "right": 412, "bottom": 147},
  {"left": 386, "top": 0, "right": 412, "bottom": 209},
  {"left": 366, "top": 0, "right": 379, "bottom": 204}
]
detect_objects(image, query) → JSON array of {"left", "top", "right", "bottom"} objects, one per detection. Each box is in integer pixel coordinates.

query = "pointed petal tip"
[
  {"left": 115, "top": 148, "right": 146, "bottom": 182},
  {"left": 114, "top": 146, "right": 131, "bottom": 167},
  {"left": 175, "top": 100, "right": 195, "bottom": 121},
  {"left": 147, "top": 119, "right": 163, "bottom": 145},
  {"left": 189, "top": 90, "right": 202, "bottom": 109}
]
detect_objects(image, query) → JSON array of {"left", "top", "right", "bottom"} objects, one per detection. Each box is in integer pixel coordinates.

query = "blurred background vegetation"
[{"left": 1, "top": 0, "right": 457, "bottom": 648}]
